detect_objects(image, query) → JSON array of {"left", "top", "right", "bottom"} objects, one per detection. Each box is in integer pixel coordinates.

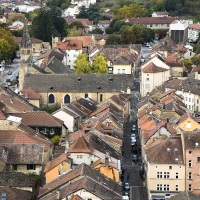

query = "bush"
[{"left": 51, "top": 135, "right": 60, "bottom": 145}]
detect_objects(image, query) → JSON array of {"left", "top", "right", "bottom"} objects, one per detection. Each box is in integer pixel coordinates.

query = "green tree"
[
  {"left": 193, "top": 44, "right": 200, "bottom": 54},
  {"left": 183, "top": 59, "right": 192, "bottom": 72},
  {"left": 143, "top": 28, "right": 155, "bottom": 42},
  {"left": 68, "top": 27, "right": 81, "bottom": 37},
  {"left": 150, "top": 0, "right": 164, "bottom": 11},
  {"left": 121, "top": 29, "right": 136, "bottom": 44},
  {"left": 105, "top": 27, "right": 113, "bottom": 34},
  {"left": 0, "top": 38, "right": 13, "bottom": 61},
  {"left": 32, "top": 7, "right": 54, "bottom": 42},
  {"left": 40, "top": 103, "right": 61, "bottom": 114},
  {"left": 191, "top": 56, "right": 200, "bottom": 66},
  {"left": 75, "top": 54, "right": 91, "bottom": 74},
  {"left": 0, "top": 28, "right": 18, "bottom": 60},
  {"left": 92, "top": 53, "right": 108, "bottom": 74},
  {"left": 69, "top": 21, "right": 84, "bottom": 29},
  {"left": 106, "top": 34, "right": 121, "bottom": 45},
  {"left": 116, "top": 3, "right": 148, "bottom": 19},
  {"left": 51, "top": 135, "right": 60, "bottom": 145},
  {"left": 89, "top": 28, "right": 103, "bottom": 34},
  {"left": 130, "top": 24, "right": 145, "bottom": 43},
  {"left": 53, "top": 16, "right": 69, "bottom": 38},
  {"left": 8, "top": 13, "right": 25, "bottom": 23},
  {"left": 25, "top": 8, "right": 40, "bottom": 21},
  {"left": 112, "top": 20, "right": 128, "bottom": 33}
]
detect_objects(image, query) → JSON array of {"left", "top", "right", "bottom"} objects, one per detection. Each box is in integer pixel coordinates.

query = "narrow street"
[{"left": 121, "top": 59, "right": 148, "bottom": 199}]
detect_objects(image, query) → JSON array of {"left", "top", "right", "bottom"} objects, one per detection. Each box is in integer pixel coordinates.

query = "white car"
[
  {"left": 131, "top": 137, "right": 136, "bottom": 143},
  {"left": 131, "top": 133, "right": 136, "bottom": 139}
]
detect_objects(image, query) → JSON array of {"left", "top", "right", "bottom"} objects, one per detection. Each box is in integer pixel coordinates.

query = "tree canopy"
[
  {"left": 92, "top": 53, "right": 108, "bottom": 74},
  {"left": 116, "top": 3, "right": 148, "bottom": 19},
  {"left": 0, "top": 28, "right": 18, "bottom": 61},
  {"left": 75, "top": 54, "right": 91, "bottom": 74}
]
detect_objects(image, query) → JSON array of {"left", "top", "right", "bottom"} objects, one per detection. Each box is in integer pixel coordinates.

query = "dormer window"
[{"left": 186, "top": 121, "right": 191, "bottom": 128}]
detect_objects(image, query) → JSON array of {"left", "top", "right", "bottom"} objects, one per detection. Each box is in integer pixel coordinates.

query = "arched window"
[
  {"left": 48, "top": 94, "right": 55, "bottom": 103},
  {"left": 85, "top": 93, "right": 88, "bottom": 98},
  {"left": 100, "top": 94, "right": 103, "bottom": 102},
  {"left": 64, "top": 94, "right": 70, "bottom": 103}
]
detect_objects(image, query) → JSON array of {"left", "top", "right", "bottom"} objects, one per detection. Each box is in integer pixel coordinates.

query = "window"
[
  {"left": 187, "top": 122, "right": 191, "bottom": 128},
  {"left": 9, "top": 121, "right": 13, "bottom": 125},
  {"left": 175, "top": 185, "right": 178, "bottom": 191},
  {"left": 64, "top": 94, "right": 70, "bottom": 103},
  {"left": 100, "top": 94, "right": 103, "bottom": 102},
  {"left": 157, "top": 184, "right": 162, "bottom": 191},
  {"left": 163, "top": 184, "right": 169, "bottom": 191},
  {"left": 189, "top": 172, "right": 192, "bottom": 179},
  {"left": 122, "top": 69, "right": 125, "bottom": 74},
  {"left": 1, "top": 193, "right": 6, "bottom": 197},
  {"left": 164, "top": 172, "right": 170, "bottom": 178},
  {"left": 189, "top": 160, "right": 192, "bottom": 167},
  {"left": 176, "top": 172, "right": 178, "bottom": 179},
  {"left": 189, "top": 151, "right": 192, "bottom": 154},
  {"left": 198, "top": 157, "right": 200, "bottom": 162},
  {"left": 197, "top": 99, "right": 199, "bottom": 104},
  {"left": 157, "top": 172, "right": 162, "bottom": 178},
  {"left": 169, "top": 166, "right": 172, "bottom": 170},
  {"left": 85, "top": 93, "right": 88, "bottom": 98},
  {"left": 146, "top": 78, "right": 149, "bottom": 81},
  {"left": 189, "top": 98, "right": 191, "bottom": 102},
  {"left": 186, "top": 97, "right": 188, "bottom": 101},
  {"left": 77, "top": 155, "right": 83, "bottom": 159},
  {"left": 27, "top": 164, "right": 36, "bottom": 170},
  {"left": 117, "top": 69, "right": 121, "bottom": 74},
  {"left": 48, "top": 94, "right": 55, "bottom": 104},
  {"left": 189, "top": 105, "right": 191, "bottom": 109},
  {"left": 145, "top": 84, "right": 150, "bottom": 88},
  {"left": 69, "top": 60, "right": 71, "bottom": 62},
  {"left": 13, "top": 165, "right": 17, "bottom": 170},
  {"left": 109, "top": 67, "right": 113, "bottom": 74},
  {"left": 188, "top": 184, "right": 192, "bottom": 191}
]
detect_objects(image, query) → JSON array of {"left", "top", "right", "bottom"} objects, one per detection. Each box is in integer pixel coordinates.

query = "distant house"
[
  {"left": 140, "top": 55, "right": 171, "bottom": 97},
  {"left": 97, "top": 20, "right": 110, "bottom": 31},
  {"left": 0, "top": 144, "right": 44, "bottom": 175},
  {"left": 12, "top": 2, "right": 40, "bottom": 13},
  {"left": 188, "top": 24, "right": 200, "bottom": 42},
  {"left": 62, "top": 5, "right": 80, "bottom": 18},
  {"left": 71, "top": 0, "right": 96, "bottom": 8},
  {"left": 151, "top": 11, "right": 169, "bottom": 17}
]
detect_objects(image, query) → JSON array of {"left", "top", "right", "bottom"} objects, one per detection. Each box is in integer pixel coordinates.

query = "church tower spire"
[{"left": 20, "top": 19, "right": 31, "bottom": 61}]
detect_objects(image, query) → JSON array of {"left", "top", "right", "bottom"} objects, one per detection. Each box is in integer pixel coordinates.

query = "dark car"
[
  {"left": 7, "top": 71, "right": 12, "bottom": 75},
  {"left": 6, "top": 79, "right": 11, "bottom": 82},
  {"left": 132, "top": 154, "right": 138, "bottom": 162}
]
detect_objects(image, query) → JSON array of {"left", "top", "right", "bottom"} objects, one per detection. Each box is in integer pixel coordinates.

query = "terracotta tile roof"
[
  {"left": 39, "top": 163, "right": 121, "bottom": 199},
  {"left": 57, "top": 39, "right": 83, "bottom": 51},
  {"left": 145, "top": 137, "right": 165, "bottom": 150},
  {"left": 63, "top": 36, "right": 94, "bottom": 47},
  {"left": 183, "top": 131, "right": 200, "bottom": 149},
  {"left": 190, "top": 66, "right": 200, "bottom": 73},
  {"left": 0, "top": 124, "right": 52, "bottom": 151},
  {"left": 126, "top": 16, "right": 187, "bottom": 25},
  {"left": 0, "top": 110, "right": 6, "bottom": 119},
  {"left": 44, "top": 153, "right": 71, "bottom": 172},
  {"left": 71, "top": 19, "right": 92, "bottom": 27},
  {"left": 188, "top": 24, "right": 200, "bottom": 30},
  {"left": 0, "top": 93, "right": 34, "bottom": 112},
  {"left": 160, "top": 96, "right": 174, "bottom": 105},
  {"left": 0, "top": 187, "right": 33, "bottom": 200},
  {"left": 10, "top": 111, "right": 63, "bottom": 127},
  {"left": 20, "top": 87, "right": 41, "bottom": 100},
  {"left": 69, "top": 130, "right": 85, "bottom": 143},
  {"left": 142, "top": 62, "right": 169, "bottom": 73},
  {"left": 146, "top": 136, "right": 184, "bottom": 164},
  {"left": 158, "top": 89, "right": 174, "bottom": 99},
  {"left": 68, "top": 136, "right": 92, "bottom": 153},
  {"left": 177, "top": 112, "right": 191, "bottom": 126},
  {"left": 70, "top": 194, "right": 84, "bottom": 200}
]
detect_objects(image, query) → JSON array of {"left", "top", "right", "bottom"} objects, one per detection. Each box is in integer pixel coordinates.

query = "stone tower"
[
  {"left": 20, "top": 20, "right": 32, "bottom": 61},
  {"left": 19, "top": 20, "right": 32, "bottom": 91}
]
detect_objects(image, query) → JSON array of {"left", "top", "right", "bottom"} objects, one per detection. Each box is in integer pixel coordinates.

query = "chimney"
[{"left": 105, "top": 151, "right": 110, "bottom": 167}]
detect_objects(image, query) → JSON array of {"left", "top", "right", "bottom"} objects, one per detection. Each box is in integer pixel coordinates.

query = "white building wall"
[
  {"left": 188, "top": 28, "right": 200, "bottom": 42},
  {"left": 70, "top": 153, "right": 99, "bottom": 165},
  {"left": 66, "top": 49, "right": 82, "bottom": 69}
]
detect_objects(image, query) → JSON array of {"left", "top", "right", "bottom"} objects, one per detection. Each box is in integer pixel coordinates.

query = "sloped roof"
[
  {"left": 68, "top": 136, "right": 92, "bottom": 153},
  {"left": 63, "top": 35, "right": 93, "bottom": 47},
  {"left": 45, "top": 153, "right": 71, "bottom": 172},
  {"left": 183, "top": 131, "right": 200, "bottom": 149},
  {"left": 20, "top": 87, "right": 41, "bottom": 100},
  {"left": 23, "top": 74, "right": 134, "bottom": 93},
  {"left": 0, "top": 144, "right": 43, "bottom": 164},
  {"left": 142, "top": 62, "right": 169, "bottom": 73},
  {"left": 10, "top": 111, "right": 63, "bottom": 127},
  {"left": 0, "top": 172, "right": 35, "bottom": 187},
  {"left": 146, "top": 136, "right": 184, "bottom": 164},
  {"left": 39, "top": 163, "right": 121, "bottom": 199},
  {"left": 169, "top": 191, "right": 200, "bottom": 200},
  {"left": 0, "top": 93, "right": 34, "bottom": 112}
]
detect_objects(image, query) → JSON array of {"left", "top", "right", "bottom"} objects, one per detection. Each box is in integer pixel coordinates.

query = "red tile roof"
[
  {"left": 0, "top": 93, "right": 34, "bottom": 112},
  {"left": 142, "top": 62, "right": 169, "bottom": 73},
  {"left": 68, "top": 136, "right": 92, "bottom": 153},
  {"left": 10, "top": 112, "right": 63, "bottom": 127},
  {"left": 188, "top": 24, "right": 200, "bottom": 30},
  {"left": 20, "top": 87, "right": 41, "bottom": 100}
]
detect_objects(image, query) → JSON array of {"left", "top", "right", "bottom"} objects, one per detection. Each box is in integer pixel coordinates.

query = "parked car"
[
  {"left": 131, "top": 133, "right": 136, "bottom": 139},
  {"left": 146, "top": 42, "right": 150, "bottom": 47},
  {"left": 132, "top": 154, "right": 138, "bottom": 162},
  {"left": 122, "top": 195, "right": 129, "bottom": 200},
  {"left": 124, "top": 183, "right": 130, "bottom": 191},
  {"left": 6, "top": 79, "right": 11, "bottom": 82},
  {"left": 131, "top": 141, "right": 136, "bottom": 146},
  {"left": 131, "top": 125, "right": 136, "bottom": 132},
  {"left": 131, "top": 137, "right": 136, "bottom": 143},
  {"left": 7, "top": 71, "right": 12, "bottom": 75}
]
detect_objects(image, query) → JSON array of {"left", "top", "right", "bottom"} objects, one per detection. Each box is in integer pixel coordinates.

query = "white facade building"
[
  {"left": 62, "top": 5, "right": 80, "bottom": 18},
  {"left": 188, "top": 24, "right": 200, "bottom": 42},
  {"left": 13, "top": 2, "right": 40, "bottom": 13},
  {"left": 169, "top": 20, "right": 193, "bottom": 43},
  {"left": 71, "top": 0, "right": 96, "bottom": 8},
  {"left": 140, "top": 56, "right": 171, "bottom": 97}
]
